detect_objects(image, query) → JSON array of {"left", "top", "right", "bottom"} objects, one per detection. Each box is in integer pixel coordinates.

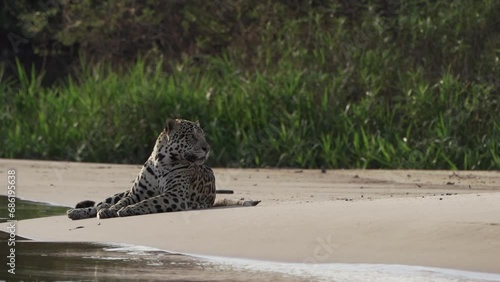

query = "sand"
[{"left": 1, "top": 159, "right": 499, "bottom": 274}]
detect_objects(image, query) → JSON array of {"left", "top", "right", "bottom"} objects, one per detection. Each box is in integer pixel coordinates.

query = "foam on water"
[
  {"left": 104, "top": 243, "right": 500, "bottom": 282},
  {"left": 199, "top": 256, "right": 500, "bottom": 282},
  {"left": 104, "top": 244, "right": 167, "bottom": 255}
]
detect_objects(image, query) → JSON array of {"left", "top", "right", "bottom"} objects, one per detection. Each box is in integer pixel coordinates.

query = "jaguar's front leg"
[
  {"left": 98, "top": 159, "right": 159, "bottom": 219},
  {"left": 98, "top": 189, "right": 147, "bottom": 219},
  {"left": 117, "top": 191, "right": 190, "bottom": 217}
]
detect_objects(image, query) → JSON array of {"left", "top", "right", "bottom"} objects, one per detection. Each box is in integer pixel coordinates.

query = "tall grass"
[
  {"left": 1, "top": 57, "right": 498, "bottom": 169},
  {"left": 1, "top": 0, "right": 499, "bottom": 169}
]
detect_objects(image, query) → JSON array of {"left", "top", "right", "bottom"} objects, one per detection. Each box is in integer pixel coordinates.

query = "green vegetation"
[{"left": 1, "top": 1, "right": 499, "bottom": 169}]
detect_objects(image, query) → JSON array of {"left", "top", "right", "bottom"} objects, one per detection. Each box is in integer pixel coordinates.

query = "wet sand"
[{"left": 1, "top": 159, "right": 499, "bottom": 274}]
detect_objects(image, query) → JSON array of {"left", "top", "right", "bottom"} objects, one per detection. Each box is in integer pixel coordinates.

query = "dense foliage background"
[{"left": 1, "top": 0, "right": 499, "bottom": 169}]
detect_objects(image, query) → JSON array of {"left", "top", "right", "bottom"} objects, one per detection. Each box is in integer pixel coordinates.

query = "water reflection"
[
  {"left": 0, "top": 240, "right": 299, "bottom": 281},
  {"left": 0, "top": 195, "right": 68, "bottom": 223}
]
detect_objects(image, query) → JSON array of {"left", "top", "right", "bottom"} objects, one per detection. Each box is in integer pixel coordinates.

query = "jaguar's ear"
[
  {"left": 195, "top": 120, "right": 200, "bottom": 127},
  {"left": 165, "top": 119, "right": 178, "bottom": 134}
]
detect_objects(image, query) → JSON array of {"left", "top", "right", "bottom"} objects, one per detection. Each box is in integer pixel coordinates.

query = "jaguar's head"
[{"left": 162, "top": 118, "right": 210, "bottom": 165}]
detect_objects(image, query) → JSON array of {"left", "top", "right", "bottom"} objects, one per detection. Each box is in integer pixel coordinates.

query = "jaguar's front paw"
[
  {"left": 117, "top": 206, "right": 138, "bottom": 217},
  {"left": 67, "top": 208, "right": 84, "bottom": 220},
  {"left": 97, "top": 208, "right": 118, "bottom": 219}
]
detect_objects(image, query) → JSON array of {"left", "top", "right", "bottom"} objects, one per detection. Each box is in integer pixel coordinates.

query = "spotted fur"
[{"left": 67, "top": 119, "right": 259, "bottom": 220}]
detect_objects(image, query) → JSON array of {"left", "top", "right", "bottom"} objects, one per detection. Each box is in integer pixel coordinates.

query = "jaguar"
[{"left": 67, "top": 118, "right": 259, "bottom": 220}]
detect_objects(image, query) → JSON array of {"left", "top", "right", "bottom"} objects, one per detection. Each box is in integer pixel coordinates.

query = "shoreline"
[
  {"left": 1, "top": 159, "right": 499, "bottom": 274},
  {"left": 6, "top": 238, "right": 500, "bottom": 281}
]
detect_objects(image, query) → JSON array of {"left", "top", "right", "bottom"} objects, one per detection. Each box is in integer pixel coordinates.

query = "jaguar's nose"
[{"left": 201, "top": 144, "right": 210, "bottom": 152}]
